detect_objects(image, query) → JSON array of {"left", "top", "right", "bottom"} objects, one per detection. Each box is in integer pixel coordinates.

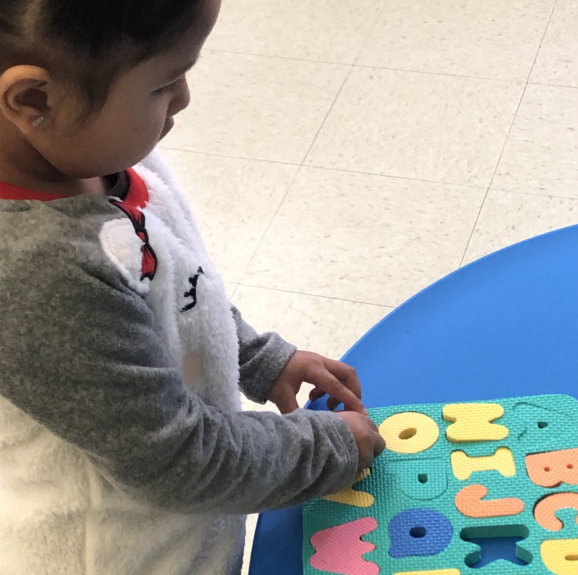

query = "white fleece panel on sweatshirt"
[{"left": 0, "top": 163, "right": 244, "bottom": 575}]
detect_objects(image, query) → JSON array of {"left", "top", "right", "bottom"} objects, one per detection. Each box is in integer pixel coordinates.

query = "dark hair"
[{"left": 0, "top": 0, "right": 203, "bottom": 115}]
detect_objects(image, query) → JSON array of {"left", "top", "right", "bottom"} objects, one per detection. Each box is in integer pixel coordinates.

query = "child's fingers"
[
  {"left": 309, "top": 389, "right": 341, "bottom": 410},
  {"left": 310, "top": 367, "right": 366, "bottom": 414},
  {"left": 322, "top": 358, "right": 362, "bottom": 400},
  {"left": 324, "top": 358, "right": 367, "bottom": 413},
  {"left": 309, "top": 387, "right": 365, "bottom": 413}
]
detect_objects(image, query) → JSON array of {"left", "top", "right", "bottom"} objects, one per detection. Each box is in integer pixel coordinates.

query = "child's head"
[{"left": 0, "top": 0, "right": 220, "bottom": 181}]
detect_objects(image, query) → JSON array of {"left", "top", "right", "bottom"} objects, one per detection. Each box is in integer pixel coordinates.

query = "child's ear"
[{"left": 0, "top": 66, "right": 52, "bottom": 135}]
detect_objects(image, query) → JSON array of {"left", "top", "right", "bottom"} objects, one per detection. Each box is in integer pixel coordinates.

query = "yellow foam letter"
[
  {"left": 443, "top": 403, "right": 509, "bottom": 443},
  {"left": 379, "top": 412, "right": 439, "bottom": 454},
  {"left": 322, "top": 469, "right": 374, "bottom": 508},
  {"left": 541, "top": 539, "right": 578, "bottom": 575},
  {"left": 451, "top": 447, "right": 516, "bottom": 481}
]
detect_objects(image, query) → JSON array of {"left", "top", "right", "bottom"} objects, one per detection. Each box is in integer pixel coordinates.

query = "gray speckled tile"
[
  {"left": 158, "top": 149, "right": 298, "bottom": 283},
  {"left": 243, "top": 167, "right": 485, "bottom": 307},
  {"left": 463, "top": 188, "right": 578, "bottom": 265},
  {"left": 206, "top": 0, "right": 383, "bottom": 64},
  {"left": 493, "top": 83, "right": 578, "bottom": 198},
  {"left": 305, "top": 67, "right": 524, "bottom": 187},
  {"left": 357, "top": 0, "right": 554, "bottom": 81},
  {"left": 531, "top": 0, "right": 578, "bottom": 87},
  {"left": 161, "top": 51, "right": 350, "bottom": 164}
]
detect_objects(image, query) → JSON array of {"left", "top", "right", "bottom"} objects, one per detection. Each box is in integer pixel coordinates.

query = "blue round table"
[{"left": 249, "top": 225, "right": 578, "bottom": 575}]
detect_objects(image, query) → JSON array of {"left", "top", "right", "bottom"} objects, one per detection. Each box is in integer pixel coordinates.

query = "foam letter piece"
[
  {"left": 540, "top": 539, "right": 578, "bottom": 575},
  {"left": 443, "top": 403, "right": 509, "bottom": 443},
  {"left": 388, "top": 509, "right": 452, "bottom": 558},
  {"left": 379, "top": 412, "right": 439, "bottom": 454},
  {"left": 526, "top": 448, "right": 578, "bottom": 487},
  {"left": 451, "top": 447, "right": 516, "bottom": 481},
  {"left": 394, "top": 571, "right": 460, "bottom": 575},
  {"left": 322, "top": 469, "right": 374, "bottom": 508},
  {"left": 310, "top": 517, "right": 379, "bottom": 575},
  {"left": 455, "top": 484, "right": 524, "bottom": 518},
  {"left": 535, "top": 493, "right": 578, "bottom": 531}
]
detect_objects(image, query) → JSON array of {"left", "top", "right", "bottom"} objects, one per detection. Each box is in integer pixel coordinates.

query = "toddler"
[{"left": 0, "top": 1, "right": 386, "bottom": 574}]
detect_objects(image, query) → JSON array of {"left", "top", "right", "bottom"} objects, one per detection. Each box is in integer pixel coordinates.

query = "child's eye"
[
  {"left": 153, "top": 76, "right": 184, "bottom": 96},
  {"left": 153, "top": 82, "right": 176, "bottom": 96}
]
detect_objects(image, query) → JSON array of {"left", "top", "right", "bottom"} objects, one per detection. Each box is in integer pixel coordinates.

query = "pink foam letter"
[{"left": 310, "top": 517, "right": 379, "bottom": 575}]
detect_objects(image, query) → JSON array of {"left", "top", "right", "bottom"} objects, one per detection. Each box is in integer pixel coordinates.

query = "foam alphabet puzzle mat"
[{"left": 303, "top": 394, "right": 578, "bottom": 575}]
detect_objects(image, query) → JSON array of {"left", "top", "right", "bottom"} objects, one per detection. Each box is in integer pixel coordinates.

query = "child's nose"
[{"left": 169, "top": 78, "right": 191, "bottom": 117}]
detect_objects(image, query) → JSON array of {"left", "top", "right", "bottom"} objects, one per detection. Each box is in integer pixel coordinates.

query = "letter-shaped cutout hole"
[{"left": 461, "top": 525, "right": 532, "bottom": 567}]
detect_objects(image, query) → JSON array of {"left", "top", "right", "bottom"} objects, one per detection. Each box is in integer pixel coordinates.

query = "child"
[{"left": 0, "top": 1, "right": 386, "bottom": 574}]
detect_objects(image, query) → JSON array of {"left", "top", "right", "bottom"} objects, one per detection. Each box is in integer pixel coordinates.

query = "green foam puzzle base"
[{"left": 303, "top": 394, "right": 578, "bottom": 575}]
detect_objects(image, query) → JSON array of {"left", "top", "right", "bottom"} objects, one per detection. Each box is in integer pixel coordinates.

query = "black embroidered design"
[
  {"left": 109, "top": 199, "right": 158, "bottom": 281},
  {"left": 181, "top": 266, "right": 205, "bottom": 312}
]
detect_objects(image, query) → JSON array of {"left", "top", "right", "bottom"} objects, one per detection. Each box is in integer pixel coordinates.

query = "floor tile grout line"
[
  {"left": 457, "top": 186, "right": 491, "bottom": 268},
  {"left": 233, "top": 282, "right": 396, "bottom": 310},
  {"left": 162, "top": 144, "right": 578, "bottom": 200},
  {"left": 162, "top": 144, "right": 578, "bottom": 202},
  {"left": 227, "top": 282, "right": 240, "bottom": 302},
  {"left": 348, "top": 0, "right": 390, "bottom": 69},
  {"left": 225, "top": 0, "right": 390, "bottom": 290},
  {"left": 234, "top": 164, "right": 303, "bottom": 287},
  {"left": 298, "top": 0, "right": 389, "bottom": 168},
  {"left": 205, "top": 47, "right": 547, "bottom": 87},
  {"left": 161, "top": 144, "right": 493, "bottom": 191},
  {"left": 350, "top": 63, "right": 530, "bottom": 85},
  {"left": 458, "top": 0, "right": 560, "bottom": 268},
  {"left": 159, "top": 145, "right": 302, "bottom": 167},
  {"left": 205, "top": 0, "right": 390, "bottom": 74},
  {"left": 483, "top": 187, "right": 578, "bottom": 202},
  {"left": 302, "top": 163, "right": 489, "bottom": 190},
  {"left": 204, "top": 47, "right": 354, "bottom": 69},
  {"left": 298, "top": 65, "right": 356, "bottom": 167},
  {"left": 528, "top": 80, "right": 578, "bottom": 91},
  {"left": 484, "top": 0, "right": 560, "bottom": 194}
]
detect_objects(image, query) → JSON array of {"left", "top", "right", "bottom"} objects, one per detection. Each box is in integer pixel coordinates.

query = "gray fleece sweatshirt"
[{"left": 0, "top": 152, "right": 358, "bottom": 575}]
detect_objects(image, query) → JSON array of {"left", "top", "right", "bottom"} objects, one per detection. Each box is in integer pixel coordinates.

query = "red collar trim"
[
  {"left": 0, "top": 181, "right": 69, "bottom": 201},
  {"left": 0, "top": 168, "right": 147, "bottom": 203},
  {"left": 123, "top": 168, "right": 149, "bottom": 208}
]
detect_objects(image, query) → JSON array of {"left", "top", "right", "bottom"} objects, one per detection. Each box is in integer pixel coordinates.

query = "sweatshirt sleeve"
[
  {"left": 232, "top": 306, "right": 297, "bottom": 404},
  {"left": 0, "top": 206, "right": 358, "bottom": 515}
]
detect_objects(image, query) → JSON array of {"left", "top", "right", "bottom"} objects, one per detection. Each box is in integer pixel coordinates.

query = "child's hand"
[
  {"left": 337, "top": 411, "right": 386, "bottom": 471},
  {"left": 268, "top": 350, "right": 366, "bottom": 414}
]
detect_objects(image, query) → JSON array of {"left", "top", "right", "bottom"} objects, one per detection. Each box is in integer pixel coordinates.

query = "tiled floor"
[{"left": 158, "top": 1, "right": 578, "bottom": 572}]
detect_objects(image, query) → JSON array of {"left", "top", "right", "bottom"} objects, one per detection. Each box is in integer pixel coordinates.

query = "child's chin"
[{"left": 160, "top": 117, "right": 175, "bottom": 139}]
